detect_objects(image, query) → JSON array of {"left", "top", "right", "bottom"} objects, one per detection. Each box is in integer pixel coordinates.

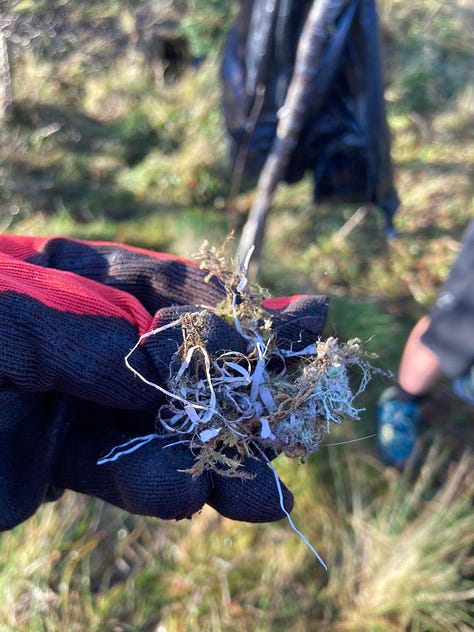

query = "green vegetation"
[{"left": 1, "top": 0, "right": 473, "bottom": 630}]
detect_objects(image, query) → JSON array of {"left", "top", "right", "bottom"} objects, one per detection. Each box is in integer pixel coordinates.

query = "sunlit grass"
[
  {"left": 319, "top": 445, "right": 474, "bottom": 631},
  {"left": 1, "top": 445, "right": 471, "bottom": 631},
  {"left": 1, "top": 0, "right": 473, "bottom": 629}
]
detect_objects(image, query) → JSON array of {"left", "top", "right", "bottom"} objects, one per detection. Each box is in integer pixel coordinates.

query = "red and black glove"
[{"left": 0, "top": 235, "right": 328, "bottom": 530}]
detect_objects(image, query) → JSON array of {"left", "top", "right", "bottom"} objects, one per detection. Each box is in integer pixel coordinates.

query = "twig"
[
  {"left": 235, "top": 0, "right": 354, "bottom": 276},
  {"left": 331, "top": 207, "right": 369, "bottom": 245}
]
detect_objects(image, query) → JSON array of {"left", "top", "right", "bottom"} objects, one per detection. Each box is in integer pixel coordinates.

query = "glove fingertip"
[
  {"left": 105, "top": 442, "right": 211, "bottom": 521},
  {"left": 207, "top": 460, "right": 294, "bottom": 523},
  {"left": 262, "top": 294, "right": 330, "bottom": 350}
]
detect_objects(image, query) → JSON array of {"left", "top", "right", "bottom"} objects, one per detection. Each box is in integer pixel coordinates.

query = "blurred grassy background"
[{"left": 0, "top": 0, "right": 473, "bottom": 630}]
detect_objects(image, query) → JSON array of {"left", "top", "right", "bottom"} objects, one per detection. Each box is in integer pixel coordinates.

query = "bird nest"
[{"left": 99, "top": 240, "right": 376, "bottom": 479}]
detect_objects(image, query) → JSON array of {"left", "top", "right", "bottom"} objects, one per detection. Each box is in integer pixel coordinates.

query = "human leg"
[
  {"left": 398, "top": 315, "right": 444, "bottom": 396},
  {"left": 376, "top": 316, "right": 441, "bottom": 467},
  {"left": 377, "top": 219, "right": 474, "bottom": 466}
]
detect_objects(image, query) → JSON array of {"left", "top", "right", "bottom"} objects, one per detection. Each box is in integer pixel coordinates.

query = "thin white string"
[
  {"left": 253, "top": 443, "right": 327, "bottom": 570},
  {"left": 97, "top": 434, "right": 159, "bottom": 465},
  {"left": 322, "top": 433, "right": 376, "bottom": 447}
]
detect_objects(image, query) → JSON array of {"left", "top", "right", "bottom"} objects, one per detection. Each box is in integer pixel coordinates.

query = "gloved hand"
[{"left": 0, "top": 235, "right": 328, "bottom": 530}]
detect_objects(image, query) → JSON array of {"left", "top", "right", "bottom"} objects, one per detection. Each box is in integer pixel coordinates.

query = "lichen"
[{"left": 114, "top": 240, "right": 378, "bottom": 477}]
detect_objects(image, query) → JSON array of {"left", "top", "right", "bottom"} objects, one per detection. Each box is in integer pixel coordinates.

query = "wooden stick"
[
  {"left": 235, "top": 0, "right": 353, "bottom": 276},
  {"left": 0, "top": 31, "right": 13, "bottom": 123}
]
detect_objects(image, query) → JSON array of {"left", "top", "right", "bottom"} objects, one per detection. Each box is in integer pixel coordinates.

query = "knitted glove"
[{"left": 0, "top": 235, "right": 328, "bottom": 530}]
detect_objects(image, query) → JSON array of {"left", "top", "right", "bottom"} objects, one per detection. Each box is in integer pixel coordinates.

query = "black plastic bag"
[{"left": 220, "top": 0, "right": 399, "bottom": 230}]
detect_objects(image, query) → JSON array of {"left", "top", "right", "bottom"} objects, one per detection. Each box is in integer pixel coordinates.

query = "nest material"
[
  {"left": 95, "top": 240, "right": 380, "bottom": 569},
  {"left": 117, "top": 240, "right": 377, "bottom": 478},
  {"left": 165, "top": 325, "right": 371, "bottom": 476}
]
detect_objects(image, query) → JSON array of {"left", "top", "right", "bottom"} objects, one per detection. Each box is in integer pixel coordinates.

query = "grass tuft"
[{"left": 319, "top": 444, "right": 474, "bottom": 631}]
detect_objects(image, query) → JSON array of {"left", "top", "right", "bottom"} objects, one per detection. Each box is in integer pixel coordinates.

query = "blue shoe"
[
  {"left": 452, "top": 366, "right": 474, "bottom": 405},
  {"left": 376, "top": 386, "right": 421, "bottom": 467}
]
